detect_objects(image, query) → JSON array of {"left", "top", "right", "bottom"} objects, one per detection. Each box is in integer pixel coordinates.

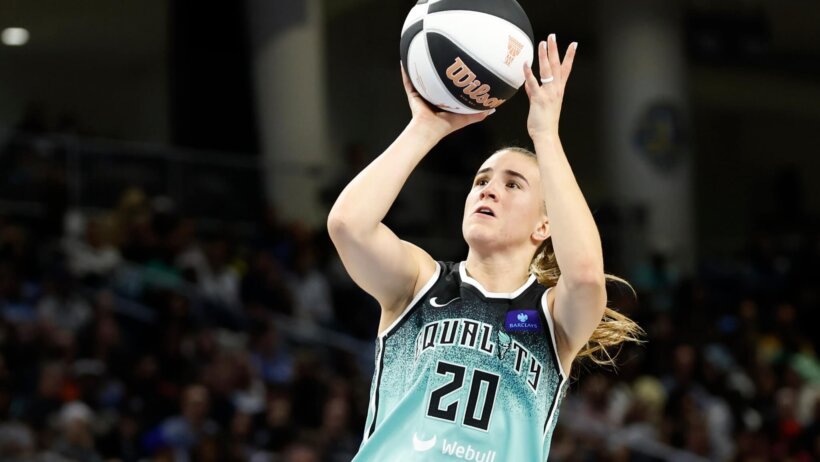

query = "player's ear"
[{"left": 531, "top": 218, "right": 549, "bottom": 242}]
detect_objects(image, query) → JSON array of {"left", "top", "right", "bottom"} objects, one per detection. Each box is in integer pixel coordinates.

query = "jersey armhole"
[
  {"left": 377, "top": 262, "right": 442, "bottom": 338},
  {"left": 540, "top": 287, "right": 568, "bottom": 380}
]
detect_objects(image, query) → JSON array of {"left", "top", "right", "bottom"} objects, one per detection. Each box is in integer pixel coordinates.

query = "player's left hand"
[{"left": 523, "top": 34, "right": 577, "bottom": 141}]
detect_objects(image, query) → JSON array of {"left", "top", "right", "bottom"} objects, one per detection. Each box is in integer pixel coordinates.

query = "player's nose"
[{"left": 479, "top": 182, "right": 499, "bottom": 201}]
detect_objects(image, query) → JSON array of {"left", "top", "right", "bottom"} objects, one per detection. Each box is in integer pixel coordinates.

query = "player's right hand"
[{"left": 401, "top": 62, "right": 493, "bottom": 140}]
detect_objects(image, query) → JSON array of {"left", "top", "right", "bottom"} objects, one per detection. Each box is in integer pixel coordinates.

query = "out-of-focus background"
[{"left": 0, "top": 0, "right": 819, "bottom": 461}]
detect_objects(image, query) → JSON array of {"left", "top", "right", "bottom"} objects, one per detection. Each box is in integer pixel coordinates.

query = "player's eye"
[
  {"left": 506, "top": 181, "right": 520, "bottom": 189},
  {"left": 473, "top": 177, "right": 488, "bottom": 187}
]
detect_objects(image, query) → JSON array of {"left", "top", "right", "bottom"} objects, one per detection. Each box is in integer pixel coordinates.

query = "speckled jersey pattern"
[{"left": 353, "top": 261, "right": 569, "bottom": 462}]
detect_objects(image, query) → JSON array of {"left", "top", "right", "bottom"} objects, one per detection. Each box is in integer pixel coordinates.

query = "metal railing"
[
  {"left": 93, "top": 259, "right": 376, "bottom": 370},
  {"left": 1, "top": 132, "right": 264, "bottom": 222},
  {"left": 0, "top": 130, "right": 472, "bottom": 259}
]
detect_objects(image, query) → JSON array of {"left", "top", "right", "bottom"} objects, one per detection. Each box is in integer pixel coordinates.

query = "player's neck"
[{"left": 464, "top": 250, "right": 533, "bottom": 293}]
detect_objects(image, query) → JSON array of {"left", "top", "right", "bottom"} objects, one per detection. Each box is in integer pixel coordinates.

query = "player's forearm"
[
  {"left": 533, "top": 134, "right": 604, "bottom": 284},
  {"left": 328, "top": 120, "right": 442, "bottom": 237}
]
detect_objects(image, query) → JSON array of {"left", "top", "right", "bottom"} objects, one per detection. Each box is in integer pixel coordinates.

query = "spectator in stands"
[
  {"left": 114, "top": 188, "right": 159, "bottom": 265},
  {"left": 63, "top": 213, "right": 122, "bottom": 285},
  {"left": 50, "top": 401, "right": 103, "bottom": 462},
  {"left": 25, "top": 362, "right": 68, "bottom": 429},
  {"left": 156, "top": 384, "right": 219, "bottom": 461},
  {"left": 177, "top": 231, "right": 242, "bottom": 321},
  {"left": 0, "top": 422, "right": 37, "bottom": 461},
  {"left": 2, "top": 174, "right": 820, "bottom": 461},
  {"left": 249, "top": 320, "right": 294, "bottom": 386},
  {"left": 283, "top": 441, "right": 320, "bottom": 462},
  {"left": 36, "top": 267, "right": 91, "bottom": 335},
  {"left": 318, "top": 395, "right": 358, "bottom": 461},
  {"left": 97, "top": 403, "right": 143, "bottom": 462},
  {"left": 287, "top": 245, "right": 333, "bottom": 328},
  {"left": 241, "top": 249, "right": 293, "bottom": 316}
]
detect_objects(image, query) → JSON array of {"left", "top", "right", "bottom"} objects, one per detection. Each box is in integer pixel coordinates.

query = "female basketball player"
[{"left": 328, "top": 35, "right": 642, "bottom": 461}]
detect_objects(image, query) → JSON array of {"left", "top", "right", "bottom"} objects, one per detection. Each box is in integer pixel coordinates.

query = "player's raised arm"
[
  {"left": 523, "top": 36, "right": 607, "bottom": 368},
  {"left": 327, "top": 65, "right": 492, "bottom": 320}
]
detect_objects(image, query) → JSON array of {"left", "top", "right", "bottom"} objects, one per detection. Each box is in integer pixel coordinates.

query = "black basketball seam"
[
  {"left": 427, "top": 9, "right": 532, "bottom": 53},
  {"left": 401, "top": 18, "right": 423, "bottom": 38},
  {"left": 421, "top": 32, "right": 474, "bottom": 112},
  {"left": 428, "top": 0, "right": 534, "bottom": 42},
  {"left": 400, "top": 19, "right": 424, "bottom": 72}
]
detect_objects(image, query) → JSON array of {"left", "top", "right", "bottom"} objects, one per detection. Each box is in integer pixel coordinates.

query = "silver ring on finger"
[{"left": 540, "top": 76, "right": 555, "bottom": 84}]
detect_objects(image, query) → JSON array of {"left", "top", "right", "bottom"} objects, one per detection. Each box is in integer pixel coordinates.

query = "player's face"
[{"left": 462, "top": 150, "right": 548, "bottom": 251}]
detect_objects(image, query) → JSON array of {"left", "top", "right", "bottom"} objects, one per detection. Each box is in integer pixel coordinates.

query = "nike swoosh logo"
[
  {"left": 412, "top": 433, "right": 437, "bottom": 452},
  {"left": 429, "top": 297, "right": 460, "bottom": 308}
]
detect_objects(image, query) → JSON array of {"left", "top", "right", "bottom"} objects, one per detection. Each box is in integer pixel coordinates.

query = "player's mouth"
[{"left": 473, "top": 205, "right": 496, "bottom": 218}]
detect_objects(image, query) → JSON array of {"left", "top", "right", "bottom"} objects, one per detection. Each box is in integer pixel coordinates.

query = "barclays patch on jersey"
[{"left": 504, "top": 310, "right": 542, "bottom": 332}]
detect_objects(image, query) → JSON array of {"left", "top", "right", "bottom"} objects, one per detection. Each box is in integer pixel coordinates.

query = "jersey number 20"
[{"left": 426, "top": 361, "right": 500, "bottom": 431}]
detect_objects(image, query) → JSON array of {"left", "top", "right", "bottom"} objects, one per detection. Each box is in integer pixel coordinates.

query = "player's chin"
[{"left": 462, "top": 224, "right": 496, "bottom": 248}]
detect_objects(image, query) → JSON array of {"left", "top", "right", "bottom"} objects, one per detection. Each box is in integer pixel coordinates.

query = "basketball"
[{"left": 400, "top": 0, "right": 535, "bottom": 114}]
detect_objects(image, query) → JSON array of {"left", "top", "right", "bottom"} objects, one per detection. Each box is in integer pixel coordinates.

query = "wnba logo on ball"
[
  {"left": 445, "top": 58, "right": 506, "bottom": 109},
  {"left": 505, "top": 36, "right": 524, "bottom": 66}
]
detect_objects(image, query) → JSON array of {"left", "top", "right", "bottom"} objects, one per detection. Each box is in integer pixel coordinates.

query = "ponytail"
[{"left": 530, "top": 238, "right": 645, "bottom": 368}]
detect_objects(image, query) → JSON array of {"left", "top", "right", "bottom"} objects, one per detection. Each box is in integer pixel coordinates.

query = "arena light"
[{"left": 2, "top": 27, "right": 30, "bottom": 46}]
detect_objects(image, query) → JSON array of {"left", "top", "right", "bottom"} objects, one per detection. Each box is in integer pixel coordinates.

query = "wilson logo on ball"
[{"left": 445, "top": 58, "right": 506, "bottom": 109}]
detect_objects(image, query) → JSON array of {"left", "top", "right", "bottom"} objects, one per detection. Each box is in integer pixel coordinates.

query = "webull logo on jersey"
[
  {"left": 505, "top": 310, "right": 541, "bottom": 332},
  {"left": 441, "top": 439, "right": 497, "bottom": 462},
  {"left": 412, "top": 434, "right": 497, "bottom": 462}
]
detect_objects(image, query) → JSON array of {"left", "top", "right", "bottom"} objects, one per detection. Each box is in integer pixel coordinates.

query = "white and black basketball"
[{"left": 400, "top": 0, "right": 535, "bottom": 114}]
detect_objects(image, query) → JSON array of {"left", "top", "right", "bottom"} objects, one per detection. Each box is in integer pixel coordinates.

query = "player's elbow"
[
  {"left": 564, "top": 260, "right": 604, "bottom": 289},
  {"left": 327, "top": 208, "right": 350, "bottom": 241},
  {"left": 568, "top": 266, "right": 607, "bottom": 313},
  {"left": 327, "top": 206, "right": 367, "bottom": 244},
  {"left": 563, "top": 263, "right": 606, "bottom": 311}
]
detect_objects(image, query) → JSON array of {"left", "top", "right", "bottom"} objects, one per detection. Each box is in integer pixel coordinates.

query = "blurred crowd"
[
  {"left": 550, "top": 222, "right": 820, "bottom": 461},
  {"left": 1, "top": 150, "right": 819, "bottom": 462},
  {"left": 0, "top": 185, "right": 377, "bottom": 462}
]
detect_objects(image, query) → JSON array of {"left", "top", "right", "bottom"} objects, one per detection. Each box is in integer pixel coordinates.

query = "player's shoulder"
[
  {"left": 415, "top": 260, "right": 460, "bottom": 301},
  {"left": 419, "top": 260, "right": 460, "bottom": 291}
]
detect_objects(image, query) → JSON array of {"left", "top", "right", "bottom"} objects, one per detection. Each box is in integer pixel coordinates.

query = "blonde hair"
[{"left": 498, "top": 147, "right": 645, "bottom": 368}]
